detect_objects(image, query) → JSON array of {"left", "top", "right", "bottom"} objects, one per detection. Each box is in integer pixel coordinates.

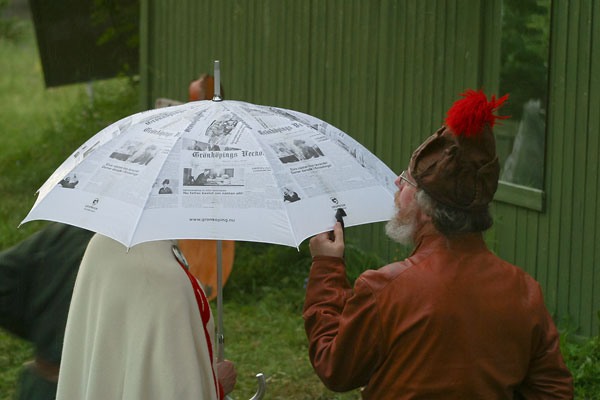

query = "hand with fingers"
[
  {"left": 309, "top": 222, "right": 345, "bottom": 259},
  {"left": 217, "top": 360, "right": 237, "bottom": 396}
]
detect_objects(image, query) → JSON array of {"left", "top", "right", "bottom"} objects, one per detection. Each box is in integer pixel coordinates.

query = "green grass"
[
  {"left": 0, "top": 329, "right": 32, "bottom": 400},
  {"left": 1, "top": 15, "right": 599, "bottom": 400},
  {"left": 218, "top": 241, "right": 382, "bottom": 399},
  {"left": 218, "top": 288, "right": 361, "bottom": 399}
]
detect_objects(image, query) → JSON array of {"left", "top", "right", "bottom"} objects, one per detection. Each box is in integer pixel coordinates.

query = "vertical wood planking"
[
  {"left": 229, "top": 0, "right": 243, "bottom": 99},
  {"left": 352, "top": 0, "right": 371, "bottom": 253},
  {"left": 360, "top": 0, "right": 383, "bottom": 254},
  {"left": 485, "top": 202, "right": 498, "bottom": 253},
  {"left": 582, "top": 0, "right": 600, "bottom": 335},
  {"left": 406, "top": 0, "right": 419, "bottom": 152},
  {"left": 422, "top": 0, "right": 436, "bottom": 144},
  {"left": 394, "top": 0, "right": 409, "bottom": 169},
  {"left": 453, "top": 2, "right": 467, "bottom": 94},
  {"left": 558, "top": 0, "right": 579, "bottom": 320},
  {"left": 570, "top": 0, "right": 592, "bottom": 332},
  {"left": 481, "top": 0, "right": 503, "bottom": 259},
  {"left": 246, "top": 0, "right": 256, "bottom": 101},
  {"left": 251, "top": 0, "right": 262, "bottom": 103},
  {"left": 569, "top": 1, "right": 591, "bottom": 330},
  {"left": 545, "top": 0, "right": 568, "bottom": 317},
  {"left": 139, "top": 0, "right": 150, "bottom": 109},
  {"left": 431, "top": 0, "right": 448, "bottom": 133},
  {"left": 442, "top": 1, "right": 457, "bottom": 114},
  {"left": 294, "top": 1, "right": 311, "bottom": 112},
  {"left": 496, "top": 202, "right": 517, "bottom": 264},
  {"left": 464, "top": 0, "right": 481, "bottom": 87},
  {"left": 480, "top": 0, "right": 502, "bottom": 93},
  {"left": 308, "top": 0, "right": 326, "bottom": 120},
  {"left": 412, "top": 0, "right": 425, "bottom": 151},
  {"left": 276, "top": 1, "right": 287, "bottom": 107},
  {"left": 526, "top": 211, "right": 540, "bottom": 281},
  {"left": 375, "top": 0, "right": 394, "bottom": 169},
  {"left": 254, "top": 0, "right": 267, "bottom": 103},
  {"left": 340, "top": 0, "right": 352, "bottom": 136},
  {"left": 138, "top": 0, "right": 600, "bottom": 335},
  {"left": 514, "top": 207, "right": 529, "bottom": 272},
  {"left": 165, "top": 2, "right": 175, "bottom": 98}
]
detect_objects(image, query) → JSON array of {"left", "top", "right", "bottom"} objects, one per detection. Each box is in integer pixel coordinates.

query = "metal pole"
[
  {"left": 216, "top": 239, "right": 237, "bottom": 400},
  {"left": 213, "top": 60, "right": 223, "bottom": 102}
]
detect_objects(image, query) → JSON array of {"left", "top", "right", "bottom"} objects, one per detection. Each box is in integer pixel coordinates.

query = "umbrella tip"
[{"left": 212, "top": 60, "right": 223, "bottom": 102}]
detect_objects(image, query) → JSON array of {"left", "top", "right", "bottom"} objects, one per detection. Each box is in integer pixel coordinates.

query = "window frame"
[{"left": 482, "top": 0, "right": 553, "bottom": 213}]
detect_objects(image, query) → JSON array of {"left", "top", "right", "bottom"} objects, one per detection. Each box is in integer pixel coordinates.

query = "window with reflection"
[{"left": 495, "top": 0, "right": 551, "bottom": 190}]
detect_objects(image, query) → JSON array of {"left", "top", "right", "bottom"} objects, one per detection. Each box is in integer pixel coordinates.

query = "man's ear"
[{"left": 415, "top": 207, "right": 431, "bottom": 224}]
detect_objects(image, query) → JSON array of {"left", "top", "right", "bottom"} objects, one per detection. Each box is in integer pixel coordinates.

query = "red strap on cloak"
[{"left": 174, "top": 256, "right": 222, "bottom": 399}]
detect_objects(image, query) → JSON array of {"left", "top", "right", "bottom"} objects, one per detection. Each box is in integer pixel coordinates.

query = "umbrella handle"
[
  {"left": 223, "top": 373, "right": 266, "bottom": 400},
  {"left": 249, "top": 373, "right": 267, "bottom": 400},
  {"left": 335, "top": 208, "right": 347, "bottom": 231}
]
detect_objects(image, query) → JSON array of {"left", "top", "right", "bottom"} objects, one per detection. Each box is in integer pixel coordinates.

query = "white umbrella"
[
  {"left": 22, "top": 104, "right": 396, "bottom": 248},
  {"left": 21, "top": 63, "right": 397, "bottom": 399}
]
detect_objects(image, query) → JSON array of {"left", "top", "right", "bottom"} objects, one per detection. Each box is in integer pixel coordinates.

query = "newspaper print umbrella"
[
  {"left": 22, "top": 100, "right": 397, "bottom": 248},
  {"left": 21, "top": 90, "right": 397, "bottom": 400}
]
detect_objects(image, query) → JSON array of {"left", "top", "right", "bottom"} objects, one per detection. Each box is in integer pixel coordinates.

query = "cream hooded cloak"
[{"left": 56, "top": 234, "right": 219, "bottom": 400}]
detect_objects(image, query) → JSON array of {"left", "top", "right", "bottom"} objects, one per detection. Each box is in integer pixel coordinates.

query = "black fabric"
[{"left": 0, "top": 223, "right": 93, "bottom": 398}]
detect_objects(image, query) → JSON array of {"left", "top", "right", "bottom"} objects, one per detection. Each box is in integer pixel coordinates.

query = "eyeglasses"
[{"left": 398, "top": 170, "right": 417, "bottom": 188}]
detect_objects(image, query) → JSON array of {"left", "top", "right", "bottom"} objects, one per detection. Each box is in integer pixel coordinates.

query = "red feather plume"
[{"left": 445, "top": 89, "right": 509, "bottom": 137}]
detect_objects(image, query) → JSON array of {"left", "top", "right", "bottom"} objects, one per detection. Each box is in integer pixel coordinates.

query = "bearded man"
[{"left": 303, "top": 89, "right": 573, "bottom": 399}]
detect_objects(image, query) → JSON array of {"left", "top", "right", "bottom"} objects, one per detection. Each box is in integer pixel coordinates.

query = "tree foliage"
[{"left": 499, "top": 0, "right": 551, "bottom": 119}]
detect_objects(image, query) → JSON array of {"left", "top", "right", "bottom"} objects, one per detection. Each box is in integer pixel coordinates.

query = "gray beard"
[{"left": 385, "top": 217, "right": 416, "bottom": 246}]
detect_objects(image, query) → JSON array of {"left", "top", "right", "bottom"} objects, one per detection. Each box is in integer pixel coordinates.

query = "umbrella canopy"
[{"left": 22, "top": 100, "right": 397, "bottom": 247}]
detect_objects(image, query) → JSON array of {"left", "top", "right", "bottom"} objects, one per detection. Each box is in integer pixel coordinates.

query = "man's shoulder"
[{"left": 358, "top": 259, "right": 418, "bottom": 294}]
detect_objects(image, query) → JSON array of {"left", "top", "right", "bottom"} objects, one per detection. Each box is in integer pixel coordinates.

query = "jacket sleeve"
[
  {"left": 303, "top": 256, "right": 384, "bottom": 392},
  {"left": 516, "top": 284, "right": 574, "bottom": 399}
]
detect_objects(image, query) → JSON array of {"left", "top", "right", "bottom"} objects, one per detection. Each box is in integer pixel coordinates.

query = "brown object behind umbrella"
[
  {"left": 178, "top": 239, "right": 235, "bottom": 300},
  {"left": 189, "top": 73, "right": 224, "bottom": 102}
]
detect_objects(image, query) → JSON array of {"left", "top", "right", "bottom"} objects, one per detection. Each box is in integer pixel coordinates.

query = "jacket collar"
[{"left": 410, "top": 223, "right": 488, "bottom": 257}]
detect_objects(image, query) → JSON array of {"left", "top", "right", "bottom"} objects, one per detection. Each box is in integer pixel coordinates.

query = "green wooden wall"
[{"left": 140, "top": 0, "right": 600, "bottom": 336}]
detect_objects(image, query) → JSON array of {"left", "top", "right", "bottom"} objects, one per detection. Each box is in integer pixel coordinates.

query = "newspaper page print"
[
  {"left": 283, "top": 107, "right": 398, "bottom": 193},
  {"left": 146, "top": 102, "right": 282, "bottom": 213},
  {"left": 37, "top": 103, "right": 198, "bottom": 204},
  {"left": 233, "top": 102, "right": 384, "bottom": 198},
  {"left": 28, "top": 100, "right": 396, "bottom": 246},
  {"left": 225, "top": 102, "right": 396, "bottom": 241},
  {"left": 50, "top": 121, "right": 181, "bottom": 209}
]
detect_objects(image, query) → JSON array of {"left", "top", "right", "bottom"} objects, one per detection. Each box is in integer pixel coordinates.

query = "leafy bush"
[{"left": 560, "top": 313, "right": 600, "bottom": 399}]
